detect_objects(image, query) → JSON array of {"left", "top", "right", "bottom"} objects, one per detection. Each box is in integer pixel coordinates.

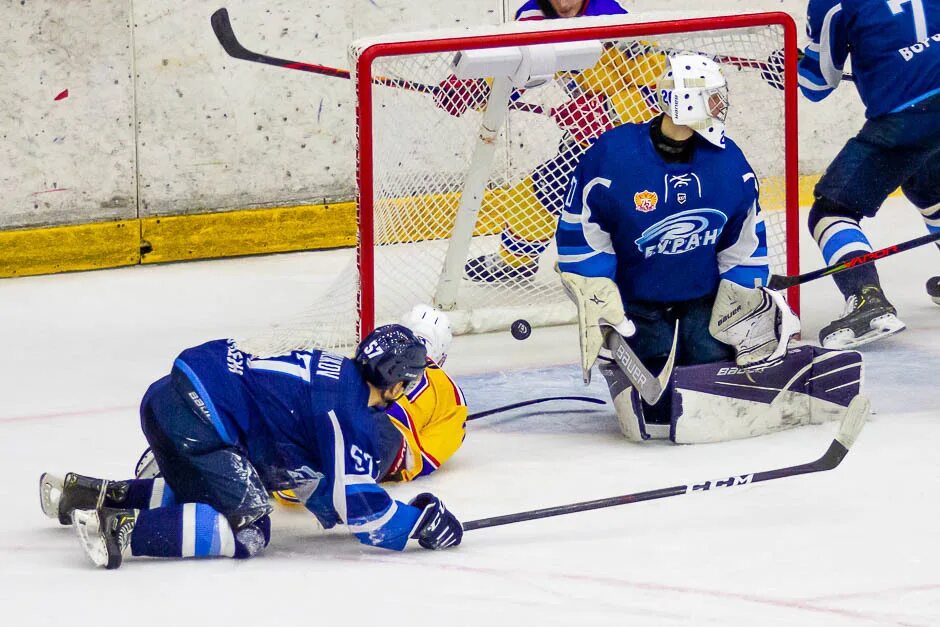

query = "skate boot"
[
  {"left": 73, "top": 508, "right": 137, "bottom": 569},
  {"left": 927, "top": 276, "right": 940, "bottom": 305},
  {"left": 464, "top": 253, "right": 537, "bottom": 283},
  {"left": 819, "top": 285, "right": 906, "bottom": 349},
  {"left": 39, "top": 472, "right": 129, "bottom": 525}
]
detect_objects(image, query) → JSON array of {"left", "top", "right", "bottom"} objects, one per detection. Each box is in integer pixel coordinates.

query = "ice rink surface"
[{"left": 2, "top": 198, "right": 938, "bottom": 626}]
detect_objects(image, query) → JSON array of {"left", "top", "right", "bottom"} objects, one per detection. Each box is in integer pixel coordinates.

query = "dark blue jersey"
[
  {"left": 172, "top": 340, "right": 422, "bottom": 550},
  {"left": 555, "top": 121, "right": 769, "bottom": 304},
  {"left": 799, "top": 0, "right": 940, "bottom": 117}
]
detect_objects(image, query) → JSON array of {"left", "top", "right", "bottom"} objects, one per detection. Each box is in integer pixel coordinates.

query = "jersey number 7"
[{"left": 887, "top": 0, "right": 929, "bottom": 42}]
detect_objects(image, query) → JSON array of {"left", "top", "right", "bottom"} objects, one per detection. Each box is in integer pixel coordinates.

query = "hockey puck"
[
  {"left": 927, "top": 276, "right": 940, "bottom": 298},
  {"left": 511, "top": 319, "right": 531, "bottom": 340}
]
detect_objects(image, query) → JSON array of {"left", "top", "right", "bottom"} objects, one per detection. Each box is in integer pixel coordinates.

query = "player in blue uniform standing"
[
  {"left": 39, "top": 325, "right": 463, "bottom": 569},
  {"left": 798, "top": 0, "right": 940, "bottom": 348},
  {"left": 556, "top": 54, "right": 806, "bottom": 438}
]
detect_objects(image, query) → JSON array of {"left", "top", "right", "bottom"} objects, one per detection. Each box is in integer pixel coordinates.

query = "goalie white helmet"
[
  {"left": 400, "top": 304, "right": 453, "bottom": 366},
  {"left": 656, "top": 54, "right": 729, "bottom": 148}
]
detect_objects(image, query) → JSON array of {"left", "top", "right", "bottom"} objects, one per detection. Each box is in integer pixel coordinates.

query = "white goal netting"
[{"left": 239, "top": 12, "right": 799, "bottom": 357}]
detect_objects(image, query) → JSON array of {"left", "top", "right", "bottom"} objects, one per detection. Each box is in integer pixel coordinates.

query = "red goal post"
[{"left": 240, "top": 12, "right": 801, "bottom": 357}]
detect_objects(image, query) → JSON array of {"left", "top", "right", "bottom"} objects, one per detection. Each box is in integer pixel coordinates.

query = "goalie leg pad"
[
  {"left": 598, "top": 358, "right": 671, "bottom": 441},
  {"left": 670, "top": 346, "right": 863, "bottom": 444}
]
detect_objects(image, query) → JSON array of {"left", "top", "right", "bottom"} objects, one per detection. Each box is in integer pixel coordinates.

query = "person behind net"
[
  {"left": 556, "top": 54, "right": 863, "bottom": 443},
  {"left": 434, "top": 0, "right": 666, "bottom": 282},
  {"left": 39, "top": 325, "right": 463, "bottom": 569},
  {"left": 798, "top": 0, "right": 940, "bottom": 348}
]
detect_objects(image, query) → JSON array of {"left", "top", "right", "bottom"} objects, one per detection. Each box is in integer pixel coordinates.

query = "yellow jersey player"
[
  {"left": 434, "top": 0, "right": 666, "bottom": 282},
  {"left": 266, "top": 305, "right": 467, "bottom": 507}
]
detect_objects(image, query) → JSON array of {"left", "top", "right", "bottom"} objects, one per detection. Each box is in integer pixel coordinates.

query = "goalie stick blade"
[
  {"left": 605, "top": 321, "right": 678, "bottom": 405},
  {"left": 835, "top": 394, "right": 869, "bottom": 451}
]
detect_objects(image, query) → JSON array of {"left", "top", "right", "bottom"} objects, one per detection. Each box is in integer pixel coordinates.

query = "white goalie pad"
[
  {"left": 599, "top": 345, "right": 863, "bottom": 444},
  {"left": 672, "top": 346, "right": 863, "bottom": 444}
]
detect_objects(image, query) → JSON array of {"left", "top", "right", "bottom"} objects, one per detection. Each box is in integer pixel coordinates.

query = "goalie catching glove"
[
  {"left": 558, "top": 270, "right": 636, "bottom": 383},
  {"left": 709, "top": 279, "right": 800, "bottom": 369}
]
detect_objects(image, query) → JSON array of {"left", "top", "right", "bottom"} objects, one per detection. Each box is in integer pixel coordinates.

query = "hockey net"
[{"left": 239, "top": 12, "right": 799, "bottom": 357}]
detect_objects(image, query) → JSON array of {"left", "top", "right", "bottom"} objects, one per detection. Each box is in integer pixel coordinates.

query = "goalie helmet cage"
[{"left": 239, "top": 12, "right": 799, "bottom": 357}]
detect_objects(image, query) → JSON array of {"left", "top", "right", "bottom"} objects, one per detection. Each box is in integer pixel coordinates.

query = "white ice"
[{"left": 1, "top": 197, "right": 938, "bottom": 626}]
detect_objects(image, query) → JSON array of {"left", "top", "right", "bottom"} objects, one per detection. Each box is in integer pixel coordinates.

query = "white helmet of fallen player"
[
  {"left": 401, "top": 304, "right": 453, "bottom": 366},
  {"left": 656, "top": 53, "right": 729, "bottom": 148}
]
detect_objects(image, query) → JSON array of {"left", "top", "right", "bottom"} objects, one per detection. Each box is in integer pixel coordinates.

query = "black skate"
[
  {"left": 819, "top": 285, "right": 906, "bottom": 349},
  {"left": 73, "top": 508, "right": 137, "bottom": 569},
  {"left": 464, "top": 253, "right": 537, "bottom": 283},
  {"left": 927, "top": 276, "right": 940, "bottom": 305},
  {"left": 39, "top": 472, "right": 128, "bottom": 525}
]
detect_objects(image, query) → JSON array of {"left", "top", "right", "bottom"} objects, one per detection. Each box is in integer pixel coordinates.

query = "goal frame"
[{"left": 355, "top": 11, "right": 800, "bottom": 341}]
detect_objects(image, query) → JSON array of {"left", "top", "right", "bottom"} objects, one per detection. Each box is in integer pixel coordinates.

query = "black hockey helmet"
[{"left": 354, "top": 324, "right": 428, "bottom": 392}]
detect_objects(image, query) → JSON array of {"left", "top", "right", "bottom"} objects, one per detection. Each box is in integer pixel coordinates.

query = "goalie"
[{"left": 556, "top": 54, "right": 863, "bottom": 443}]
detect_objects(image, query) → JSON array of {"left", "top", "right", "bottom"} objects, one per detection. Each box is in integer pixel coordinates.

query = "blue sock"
[
  {"left": 106, "top": 478, "right": 177, "bottom": 510},
  {"left": 130, "top": 503, "right": 236, "bottom": 558}
]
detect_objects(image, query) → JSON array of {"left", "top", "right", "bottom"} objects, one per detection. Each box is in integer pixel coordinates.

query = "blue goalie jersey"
[
  {"left": 555, "top": 121, "right": 769, "bottom": 304},
  {"left": 172, "top": 340, "right": 423, "bottom": 551},
  {"left": 799, "top": 0, "right": 940, "bottom": 117}
]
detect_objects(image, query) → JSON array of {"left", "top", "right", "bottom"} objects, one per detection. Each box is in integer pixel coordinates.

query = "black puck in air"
[{"left": 511, "top": 319, "right": 531, "bottom": 340}]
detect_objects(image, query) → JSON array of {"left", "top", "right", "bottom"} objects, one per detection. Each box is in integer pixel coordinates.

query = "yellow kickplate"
[
  {"left": 140, "top": 202, "right": 357, "bottom": 264},
  {"left": 0, "top": 220, "right": 139, "bottom": 278}
]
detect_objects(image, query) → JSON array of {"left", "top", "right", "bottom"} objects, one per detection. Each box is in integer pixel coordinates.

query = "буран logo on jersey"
[
  {"left": 634, "top": 208, "right": 728, "bottom": 258},
  {"left": 634, "top": 190, "right": 658, "bottom": 213}
]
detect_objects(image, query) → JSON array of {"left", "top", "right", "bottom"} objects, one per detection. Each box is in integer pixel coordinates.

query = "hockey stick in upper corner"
[
  {"left": 603, "top": 320, "right": 678, "bottom": 406},
  {"left": 462, "top": 394, "right": 869, "bottom": 531},
  {"left": 209, "top": 8, "right": 546, "bottom": 115},
  {"left": 768, "top": 231, "right": 940, "bottom": 290},
  {"left": 467, "top": 396, "right": 606, "bottom": 421}
]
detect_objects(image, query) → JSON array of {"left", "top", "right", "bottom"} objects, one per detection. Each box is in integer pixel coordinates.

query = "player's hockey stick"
[
  {"left": 462, "top": 394, "right": 868, "bottom": 531},
  {"left": 467, "top": 395, "right": 606, "bottom": 421},
  {"left": 210, "top": 8, "right": 546, "bottom": 115},
  {"left": 604, "top": 321, "right": 678, "bottom": 406},
  {"left": 768, "top": 231, "right": 940, "bottom": 290}
]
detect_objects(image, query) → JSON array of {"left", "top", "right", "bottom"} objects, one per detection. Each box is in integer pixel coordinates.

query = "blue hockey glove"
[{"left": 409, "top": 493, "right": 462, "bottom": 550}]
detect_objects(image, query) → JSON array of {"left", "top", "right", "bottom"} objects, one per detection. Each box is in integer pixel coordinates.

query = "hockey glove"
[
  {"left": 550, "top": 92, "right": 615, "bottom": 145},
  {"left": 434, "top": 76, "right": 490, "bottom": 117},
  {"left": 709, "top": 279, "right": 800, "bottom": 369},
  {"left": 409, "top": 493, "right": 462, "bottom": 550},
  {"left": 559, "top": 270, "right": 636, "bottom": 384}
]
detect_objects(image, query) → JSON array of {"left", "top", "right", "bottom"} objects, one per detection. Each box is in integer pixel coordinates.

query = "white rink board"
[{"left": 1, "top": 197, "right": 938, "bottom": 625}]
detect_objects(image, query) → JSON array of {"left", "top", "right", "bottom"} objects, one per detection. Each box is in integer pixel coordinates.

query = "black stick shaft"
[
  {"left": 467, "top": 396, "right": 605, "bottom": 421},
  {"left": 462, "top": 440, "right": 847, "bottom": 531},
  {"left": 210, "top": 8, "right": 545, "bottom": 114},
  {"left": 768, "top": 232, "right": 940, "bottom": 290}
]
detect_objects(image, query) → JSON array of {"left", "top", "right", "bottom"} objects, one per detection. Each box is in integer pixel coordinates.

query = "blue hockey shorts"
[
  {"left": 139, "top": 373, "right": 272, "bottom": 529},
  {"left": 625, "top": 295, "right": 733, "bottom": 368},
  {"left": 815, "top": 92, "right": 940, "bottom": 218}
]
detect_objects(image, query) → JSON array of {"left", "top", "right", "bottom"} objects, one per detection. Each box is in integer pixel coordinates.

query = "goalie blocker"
[{"left": 602, "top": 345, "right": 863, "bottom": 443}]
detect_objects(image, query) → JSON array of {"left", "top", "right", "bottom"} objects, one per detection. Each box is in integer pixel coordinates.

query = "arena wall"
[{"left": 1, "top": 0, "right": 864, "bottom": 275}]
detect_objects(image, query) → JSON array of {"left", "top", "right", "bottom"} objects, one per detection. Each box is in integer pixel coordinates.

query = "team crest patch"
[{"left": 634, "top": 190, "right": 658, "bottom": 213}]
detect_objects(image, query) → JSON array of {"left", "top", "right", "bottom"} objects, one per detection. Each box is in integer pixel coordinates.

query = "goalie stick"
[
  {"left": 768, "top": 231, "right": 940, "bottom": 290},
  {"left": 604, "top": 320, "right": 678, "bottom": 406},
  {"left": 462, "top": 394, "right": 869, "bottom": 531}
]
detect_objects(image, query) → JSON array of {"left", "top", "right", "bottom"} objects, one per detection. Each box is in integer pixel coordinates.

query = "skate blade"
[
  {"left": 823, "top": 315, "right": 907, "bottom": 349},
  {"left": 39, "top": 473, "right": 64, "bottom": 520},
  {"left": 73, "top": 510, "right": 109, "bottom": 568}
]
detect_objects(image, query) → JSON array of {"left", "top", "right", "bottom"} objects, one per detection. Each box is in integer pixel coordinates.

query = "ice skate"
[
  {"left": 927, "top": 276, "right": 940, "bottom": 305},
  {"left": 73, "top": 508, "right": 136, "bottom": 569},
  {"left": 464, "top": 253, "right": 538, "bottom": 283},
  {"left": 39, "top": 472, "right": 128, "bottom": 525},
  {"left": 820, "top": 285, "right": 906, "bottom": 349}
]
